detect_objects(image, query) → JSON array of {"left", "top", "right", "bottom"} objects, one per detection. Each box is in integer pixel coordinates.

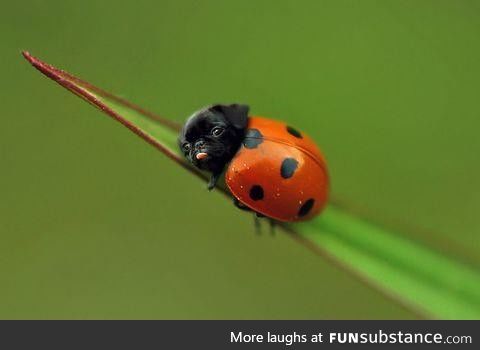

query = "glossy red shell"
[{"left": 225, "top": 116, "right": 329, "bottom": 222}]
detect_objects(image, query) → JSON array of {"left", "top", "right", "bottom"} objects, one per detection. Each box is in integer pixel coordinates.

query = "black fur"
[{"left": 178, "top": 104, "right": 249, "bottom": 190}]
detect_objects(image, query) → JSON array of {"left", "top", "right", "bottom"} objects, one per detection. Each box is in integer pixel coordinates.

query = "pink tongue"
[{"left": 196, "top": 152, "right": 208, "bottom": 160}]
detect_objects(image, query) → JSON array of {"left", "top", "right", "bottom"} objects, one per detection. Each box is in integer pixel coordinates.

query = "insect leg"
[
  {"left": 233, "top": 197, "right": 252, "bottom": 211},
  {"left": 269, "top": 219, "right": 276, "bottom": 235},
  {"left": 253, "top": 214, "right": 261, "bottom": 234},
  {"left": 207, "top": 172, "right": 221, "bottom": 191}
]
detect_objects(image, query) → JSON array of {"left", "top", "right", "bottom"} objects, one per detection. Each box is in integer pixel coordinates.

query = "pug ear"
[{"left": 211, "top": 104, "right": 249, "bottom": 130}]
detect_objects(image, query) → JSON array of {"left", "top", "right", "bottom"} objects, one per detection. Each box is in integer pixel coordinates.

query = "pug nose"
[{"left": 195, "top": 140, "right": 205, "bottom": 149}]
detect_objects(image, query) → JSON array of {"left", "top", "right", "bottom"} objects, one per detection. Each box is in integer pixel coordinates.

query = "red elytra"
[{"left": 225, "top": 116, "right": 329, "bottom": 222}]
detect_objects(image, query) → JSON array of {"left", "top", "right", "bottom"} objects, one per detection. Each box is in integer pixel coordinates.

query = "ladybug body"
[
  {"left": 178, "top": 104, "right": 328, "bottom": 223},
  {"left": 225, "top": 117, "right": 328, "bottom": 222}
]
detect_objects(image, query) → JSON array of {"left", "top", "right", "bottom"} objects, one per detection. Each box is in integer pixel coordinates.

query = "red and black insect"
[{"left": 178, "top": 104, "right": 328, "bottom": 223}]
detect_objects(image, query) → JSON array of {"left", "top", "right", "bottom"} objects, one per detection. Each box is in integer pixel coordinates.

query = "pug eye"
[
  {"left": 211, "top": 126, "right": 225, "bottom": 137},
  {"left": 182, "top": 143, "right": 191, "bottom": 152}
]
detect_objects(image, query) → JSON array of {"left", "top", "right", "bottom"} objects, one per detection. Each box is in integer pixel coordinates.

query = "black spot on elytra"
[
  {"left": 280, "top": 158, "right": 298, "bottom": 179},
  {"left": 298, "top": 198, "right": 315, "bottom": 217},
  {"left": 249, "top": 185, "right": 264, "bottom": 201},
  {"left": 286, "top": 125, "right": 302, "bottom": 138},
  {"left": 243, "top": 128, "right": 263, "bottom": 149}
]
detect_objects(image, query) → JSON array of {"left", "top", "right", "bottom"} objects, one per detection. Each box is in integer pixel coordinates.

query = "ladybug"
[{"left": 178, "top": 104, "right": 328, "bottom": 222}]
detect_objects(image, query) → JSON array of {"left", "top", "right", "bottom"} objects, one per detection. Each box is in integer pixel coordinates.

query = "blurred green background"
[{"left": 1, "top": 0, "right": 479, "bottom": 319}]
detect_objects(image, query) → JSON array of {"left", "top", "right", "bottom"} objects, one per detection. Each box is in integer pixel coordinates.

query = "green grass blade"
[
  {"left": 294, "top": 208, "right": 480, "bottom": 319},
  {"left": 22, "top": 51, "right": 191, "bottom": 174},
  {"left": 23, "top": 52, "right": 480, "bottom": 319}
]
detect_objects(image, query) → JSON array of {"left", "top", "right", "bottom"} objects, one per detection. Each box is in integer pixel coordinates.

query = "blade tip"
[{"left": 22, "top": 50, "right": 34, "bottom": 63}]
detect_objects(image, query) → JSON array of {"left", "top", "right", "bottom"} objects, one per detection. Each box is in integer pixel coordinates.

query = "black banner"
[{"left": 0, "top": 321, "right": 476, "bottom": 349}]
